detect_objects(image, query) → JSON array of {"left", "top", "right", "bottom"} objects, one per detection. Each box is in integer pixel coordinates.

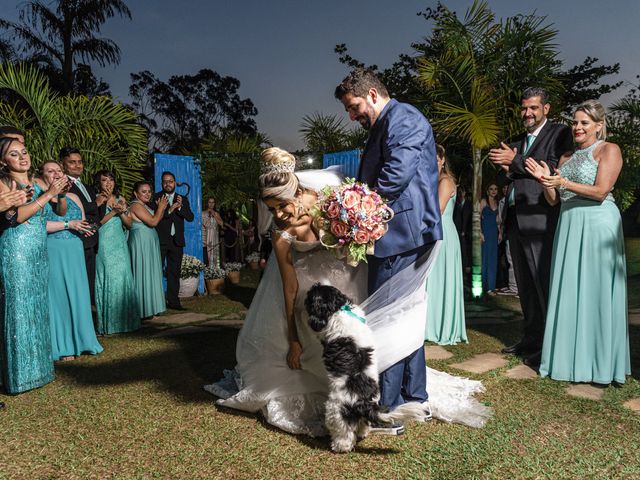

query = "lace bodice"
[
  {"left": 274, "top": 229, "right": 322, "bottom": 253},
  {"left": 559, "top": 140, "right": 614, "bottom": 203},
  {"left": 46, "top": 196, "right": 83, "bottom": 240}
]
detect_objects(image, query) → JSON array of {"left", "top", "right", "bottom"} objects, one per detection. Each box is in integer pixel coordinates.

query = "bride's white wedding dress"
[{"left": 204, "top": 169, "right": 492, "bottom": 435}]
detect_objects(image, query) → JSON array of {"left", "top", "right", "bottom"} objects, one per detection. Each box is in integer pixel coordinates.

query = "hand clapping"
[
  {"left": 489, "top": 142, "right": 518, "bottom": 167},
  {"left": 0, "top": 181, "right": 28, "bottom": 212}
]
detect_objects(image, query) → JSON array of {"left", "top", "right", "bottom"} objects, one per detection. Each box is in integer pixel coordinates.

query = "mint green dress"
[
  {"left": 128, "top": 202, "right": 166, "bottom": 319},
  {"left": 46, "top": 198, "right": 103, "bottom": 360},
  {"left": 540, "top": 141, "right": 630, "bottom": 384},
  {"left": 0, "top": 184, "right": 54, "bottom": 393},
  {"left": 425, "top": 194, "right": 467, "bottom": 344},
  {"left": 96, "top": 202, "right": 140, "bottom": 334}
]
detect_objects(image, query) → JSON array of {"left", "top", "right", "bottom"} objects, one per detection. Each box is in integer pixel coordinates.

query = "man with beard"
[
  {"left": 60, "top": 147, "right": 101, "bottom": 306},
  {"left": 335, "top": 69, "right": 442, "bottom": 434},
  {"left": 152, "top": 171, "right": 194, "bottom": 311},
  {"left": 489, "top": 87, "right": 573, "bottom": 367}
]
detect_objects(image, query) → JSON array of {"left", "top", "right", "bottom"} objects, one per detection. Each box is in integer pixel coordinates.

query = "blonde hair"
[
  {"left": 259, "top": 147, "right": 299, "bottom": 202},
  {"left": 574, "top": 99, "right": 607, "bottom": 140}
]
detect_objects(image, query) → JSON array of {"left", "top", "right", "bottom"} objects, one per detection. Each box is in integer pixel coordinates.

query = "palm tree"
[
  {"left": 0, "top": 62, "right": 146, "bottom": 195},
  {"left": 418, "top": 1, "right": 500, "bottom": 297},
  {"left": 299, "top": 112, "right": 366, "bottom": 154},
  {"left": 1, "top": 0, "right": 131, "bottom": 94},
  {"left": 417, "top": 0, "right": 563, "bottom": 297}
]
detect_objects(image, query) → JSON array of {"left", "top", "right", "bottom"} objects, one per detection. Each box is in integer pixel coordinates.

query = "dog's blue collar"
[{"left": 340, "top": 304, "right": 366, "bottom": 324}]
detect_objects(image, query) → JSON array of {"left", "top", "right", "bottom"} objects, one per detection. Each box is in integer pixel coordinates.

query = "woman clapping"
[{"left": 525, "top": 100, "right": 630, "bottom": 384}]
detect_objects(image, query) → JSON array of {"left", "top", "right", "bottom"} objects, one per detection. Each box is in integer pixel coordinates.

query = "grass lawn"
[{"left": 2, "top": 254, "right": 640, "bottom": 479}]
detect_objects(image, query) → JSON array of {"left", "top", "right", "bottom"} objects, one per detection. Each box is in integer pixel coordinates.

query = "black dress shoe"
[
  {"left": 523, "top": 350, "right": 542, "bottom": 368},
  {"left": 501, "top": 342, "right": 523, "bottom": 355},
  {"left": 168, "top": 304, "right": 186, "bottom": 311}
]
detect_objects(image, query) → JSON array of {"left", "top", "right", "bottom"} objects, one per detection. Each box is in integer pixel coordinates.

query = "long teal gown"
[
  {"left": 540, "top": 140, "right": 630, "bottom": 384},
  {"left": 128, "top": 201, "right": 166, "bottom": 319},
  {"left": 96, "top": 202, "right": 140, "bottom": 334},
  {"left": 0, "top": 184, "right": 54, "bottom": 394},
  {"left": 481, "top": 203, "right": 498, "bottom": 292},
  {"left": 426, "top": 194, "right": 467, "bottom": 344},
  {"left": 46, "top": 197, "right": 103, "bottom": 360}
]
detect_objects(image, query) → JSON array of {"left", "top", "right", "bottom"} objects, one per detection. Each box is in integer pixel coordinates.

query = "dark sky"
[{"left": 4, "top": 0, "right": 640, "bottom": 150}]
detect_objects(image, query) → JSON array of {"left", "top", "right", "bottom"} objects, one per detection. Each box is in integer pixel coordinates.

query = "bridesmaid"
[
  {"left": 425, "top": 145, "right": 467, "bottom": 345},
  {"left": 526, "top": 100, "right": 630, "bottom": 383},
  {"left": 0, "top": 139, "right": 67, "bottom": 393},
  {"left": 42, "top": 161, "right": 103, "bottom": 361},
  {"left": 480, "top": 183, "right": 499, "bottom": 295},
  {"left": 127, "top": 181, "right": 168, "bottom": 320},
  {"left": 94, "top": 170, "right": 139, "bottom": 334}
]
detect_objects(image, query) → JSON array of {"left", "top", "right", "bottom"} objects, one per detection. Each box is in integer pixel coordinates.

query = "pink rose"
[
  {"left": 330, "top": 221, "right": 349, "bottom": 238},
  {"left": 354, "top": 229, "right": 370, "bottom": 244},
  {"left": 342, "top": 190, "right": 361, "bottom": 209},
  {"left": 360, "top": 195, "right": 377, "bottom": 213},
  {"left": 326, "top": 202, "right": 340, "bottom": 219},
  {"left": 370, "top": 225, "right": 386, "bottom": 241},
  {"left": 347, "top": 210, "right": 357, "bottom": 225}
]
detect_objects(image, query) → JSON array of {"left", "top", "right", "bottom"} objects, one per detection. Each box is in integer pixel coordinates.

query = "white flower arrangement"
[
  {"left": 180, "top": 255, "right": 205, "bottom": 279},
  {"left": 224, "top": 262, "right": 244, "bottom": 272},
  {"left": 204, "top": 265, "right": 227, "bottom": 280},
  {"left": 245, "top": 252, "right": 261, "bottom": 263}
]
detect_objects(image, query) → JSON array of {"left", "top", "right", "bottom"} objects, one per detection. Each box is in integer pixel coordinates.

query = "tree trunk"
[{"left": 470, "top": 145, "right": 483, "bottom": 298}]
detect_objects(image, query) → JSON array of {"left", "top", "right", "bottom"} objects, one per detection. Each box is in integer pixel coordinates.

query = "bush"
[
  {"left": 204, "top": 265, "right": 227, "bottom": 280},
  {"left": 224, "top": 262, "right": 243, "bottom": 272},
  {"left": 181, "top": 255, "right": 205, "bottom": 279}
]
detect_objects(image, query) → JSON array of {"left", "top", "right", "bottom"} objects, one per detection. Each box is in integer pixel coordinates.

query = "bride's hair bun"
[{"left": 259, "top": 147, "right": 300, "bottom": 202}]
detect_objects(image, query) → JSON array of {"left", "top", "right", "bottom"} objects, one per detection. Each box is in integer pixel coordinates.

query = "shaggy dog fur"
[{"left": 305, "top": 284, "right": 430, "bottom": 453}]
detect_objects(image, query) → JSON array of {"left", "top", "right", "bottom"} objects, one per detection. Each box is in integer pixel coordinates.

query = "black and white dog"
[{"left": 305, "top": 284, "right": 431, "bottom": 453}]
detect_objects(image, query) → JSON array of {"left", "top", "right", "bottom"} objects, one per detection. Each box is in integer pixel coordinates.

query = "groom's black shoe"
[{"left": 167, "top": 303, "right": 186, "bottom": 311}]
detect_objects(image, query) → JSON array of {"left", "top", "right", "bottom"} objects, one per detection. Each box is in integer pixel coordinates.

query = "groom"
[{"left": 335, "top": 69, "right": 442, "bottom": 434}]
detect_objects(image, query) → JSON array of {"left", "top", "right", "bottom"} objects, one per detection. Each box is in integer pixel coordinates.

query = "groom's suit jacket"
[
  {"left": 358, "top": 99, "right": 442, "bottom": 258},
  {"left": 498, "top": 121, "right": 573, "bottom": 236}
]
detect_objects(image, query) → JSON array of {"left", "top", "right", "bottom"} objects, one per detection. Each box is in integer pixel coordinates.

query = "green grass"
[{"left": 2, "top": 258, "right": 639, "bottom": 479}]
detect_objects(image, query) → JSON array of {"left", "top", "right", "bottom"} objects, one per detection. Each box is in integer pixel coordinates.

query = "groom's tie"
[{"left": 74, "top": 178, "right": 91, "bottom": 203}]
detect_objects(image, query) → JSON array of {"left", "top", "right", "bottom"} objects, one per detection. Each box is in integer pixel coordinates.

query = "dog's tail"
[{"left": 375, "top": 402, "right": 431, "bottom": 424}]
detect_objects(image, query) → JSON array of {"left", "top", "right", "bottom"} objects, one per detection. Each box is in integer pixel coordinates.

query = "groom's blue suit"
[{"left": 358, "top": 98, "right": 442, "bottom": 409}]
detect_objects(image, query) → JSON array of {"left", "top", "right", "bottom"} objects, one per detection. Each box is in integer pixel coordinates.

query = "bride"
[{"left": 205, "top": 147, "right": 491, "bottom": 436}]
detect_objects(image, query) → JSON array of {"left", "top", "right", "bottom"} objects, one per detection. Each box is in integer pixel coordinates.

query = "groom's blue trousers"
[{"left": 368, "top": 242, "right": 434, "bottom": 409}]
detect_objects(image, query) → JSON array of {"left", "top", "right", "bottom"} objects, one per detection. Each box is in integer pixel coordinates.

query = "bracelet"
[
  {"left": 64, "top": 220, "right": 69, "bottom": 230},
  {"left": 34, "top": 198, "right": 44, "bottom": 209}
]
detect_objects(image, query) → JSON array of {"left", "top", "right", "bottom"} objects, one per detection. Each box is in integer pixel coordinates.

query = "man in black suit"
[
  {"left": 453, "top": 185, "right": 472, "bottom": 272},
  {"left": 153, "top": 171, "right": 194, "bottom": 310},
  {"left": 60, "top": 147, "right": 101, "bottom": 305},
  {"left": 489, "top": 87, "right": 573, "bottom": 366}
]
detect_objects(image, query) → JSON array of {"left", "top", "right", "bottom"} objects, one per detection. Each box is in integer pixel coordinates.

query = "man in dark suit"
[
  {"left": 489, "top": 87, "right": 573, "bottom": 366},
  {"left": 336, "top": 69, "right": 442, "bottom": 433},
  {"left": 152, "top": 171, "right": 194, "bottom": 310},
  {"left": 60, "top": 147, "right": 101, "bottom": 305},
  {"left": 453, "top": 185, "right": 472, "bottom": 272}
]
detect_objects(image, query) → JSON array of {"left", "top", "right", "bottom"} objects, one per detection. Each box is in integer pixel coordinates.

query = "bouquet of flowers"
[
  {"left": 180, "top": 255, "right": 205, "bottom": 279},
  {"left": 313, "top": 178, "right": 394, "bottom": 266},
  {"left": 204, "top": 265, "right": 226, "bottom": 280},
  {"left": 245, "top": 252, "right": 261, "bottom": 263},
  {"left": 224, "top": 262, "right": 244, "bottom": 272}
]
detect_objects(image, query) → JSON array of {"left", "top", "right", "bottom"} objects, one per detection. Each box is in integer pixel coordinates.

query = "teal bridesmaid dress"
[
  {"left": 426, "top": 194, "right": 467, "bottom": 345},
  {"left": 0, "top": 184, "right": 54, "bottom": 393},
  {"left": 127, "top": 201, "right": 166, "bottom": 319},
  {"left": 46, "top": 197, "right": 103, "bottom": 360},
  {"left": 95, "top": 202, "right": 140, "bottom": 334},
  {"left": 540, "top": 141, "right": 630, "bottom": 384}
]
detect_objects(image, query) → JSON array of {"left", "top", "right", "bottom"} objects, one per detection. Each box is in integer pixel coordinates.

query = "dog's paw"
[{"left": 331, "top": 438, "right": 356, "bottom": 453}]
